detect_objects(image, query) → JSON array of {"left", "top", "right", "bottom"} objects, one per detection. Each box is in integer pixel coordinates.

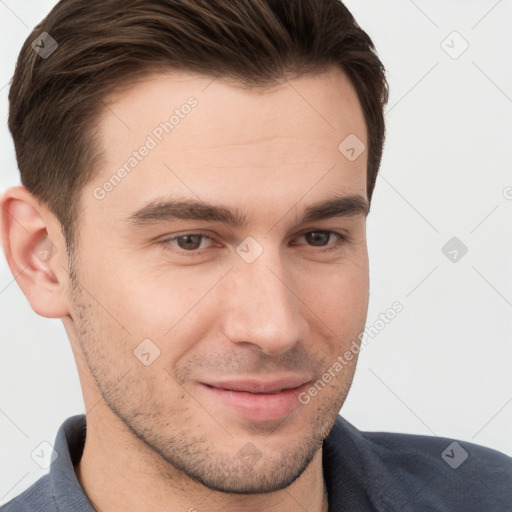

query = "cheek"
[
  {"left": 72, "top": 286, "right": 185, "bottom": 403},
  {"left": 295, "top": 258, "right": 369, "bottom": 323},
  {"left": 77, "top": 258, "right": 182, "bottom": 340},
  {"left": 104, "top": 249, "right": 228, "bottom": 322},
  {"left": 294, "top": 267, "right": 369, "bottom": 372}
]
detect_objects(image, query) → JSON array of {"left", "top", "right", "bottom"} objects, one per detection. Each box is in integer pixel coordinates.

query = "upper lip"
[{"left": 202, "top": 377, "right": 311, "bottom": 394}]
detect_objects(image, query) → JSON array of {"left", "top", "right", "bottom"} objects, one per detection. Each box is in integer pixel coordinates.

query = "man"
[{"left": 1, "top": 0, "right": 510, "bottom": 510}]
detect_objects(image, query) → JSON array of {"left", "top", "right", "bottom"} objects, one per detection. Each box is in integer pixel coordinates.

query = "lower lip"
[{"left": 200, "top": 383, "right": 309, "bottom": 422}]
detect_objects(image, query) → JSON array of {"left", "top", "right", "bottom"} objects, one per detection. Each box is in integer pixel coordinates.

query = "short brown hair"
[{"left": 8, "top": 0, "right": 388, "bottom": 254}]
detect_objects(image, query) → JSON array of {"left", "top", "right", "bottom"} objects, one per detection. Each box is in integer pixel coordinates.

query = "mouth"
[{"left": 199, "top": 377, "right": 311, "bottom": 422}]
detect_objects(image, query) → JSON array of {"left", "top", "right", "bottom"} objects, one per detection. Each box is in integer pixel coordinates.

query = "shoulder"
[
  {"left": 324, "top": 416, "right": 512, "bottom": 511},
  {"left": 362, "top": 427, "right": 512, "bottom": 477},
  {"left": 0, "top": 475, "right": 56, "bottom": 512}
]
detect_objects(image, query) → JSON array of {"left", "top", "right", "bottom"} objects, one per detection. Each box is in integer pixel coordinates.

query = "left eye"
[{"left": 296, "top": 231, "right": 342, "bottom": 247}]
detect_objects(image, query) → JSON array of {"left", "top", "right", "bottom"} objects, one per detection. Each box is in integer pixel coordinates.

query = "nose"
[{"left": 221, "top": 252, "right": 307, "bottom": 356}]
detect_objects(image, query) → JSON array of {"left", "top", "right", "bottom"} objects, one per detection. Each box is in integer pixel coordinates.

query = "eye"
[
  {"left": 163, "top": 232, "right": 215, "bottom": 252},
  {"left": 295, "top": 230, "right": 345, "bottom": 249},
  {"left": 302, "top": 231, "right": 339, "bottom": 247}
]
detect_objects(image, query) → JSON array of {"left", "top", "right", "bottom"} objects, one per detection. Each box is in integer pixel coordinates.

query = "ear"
[{"left": 1, "top": 185, "right": 71, "bottom": 318}]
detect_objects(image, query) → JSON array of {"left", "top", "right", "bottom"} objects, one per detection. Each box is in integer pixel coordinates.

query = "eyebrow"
[{"left": 124, "top": 194, "right": 369, "bottom": 229}]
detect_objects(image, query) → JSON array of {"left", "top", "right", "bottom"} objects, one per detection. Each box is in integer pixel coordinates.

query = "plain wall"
[{"left": 1, "top": 0, "right": 511, "bottom": 504}]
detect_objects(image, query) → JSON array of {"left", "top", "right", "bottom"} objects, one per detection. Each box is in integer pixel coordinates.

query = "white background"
[{"left": 1, "top": 0, "right": 511, "bottom": 504}]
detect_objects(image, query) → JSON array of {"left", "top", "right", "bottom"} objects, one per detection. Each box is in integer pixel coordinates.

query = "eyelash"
[{"left": 160, "top": 230, "right": 347, "bottom": 256}]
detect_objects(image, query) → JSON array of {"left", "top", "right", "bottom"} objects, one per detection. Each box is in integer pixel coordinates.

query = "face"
[{"left": 65, "top": 67, "right": 369, "bottom": 493}]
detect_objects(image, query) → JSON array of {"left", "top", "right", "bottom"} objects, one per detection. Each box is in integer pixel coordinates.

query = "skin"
[{"left": 1, "top": 66, "right": 369, "bottom": 512}]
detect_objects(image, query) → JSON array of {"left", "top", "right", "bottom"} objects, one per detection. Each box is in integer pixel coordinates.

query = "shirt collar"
[{"left": 50, "top": 414, "right": 95, "bottom": 511}]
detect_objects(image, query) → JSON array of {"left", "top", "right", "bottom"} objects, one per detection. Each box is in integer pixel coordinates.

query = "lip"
[
  {"left": 203, "top": 377, "right": 311, "bottom": 394},
  {"left": 199, "top": 377, "right": 311, "bottom": 422}
]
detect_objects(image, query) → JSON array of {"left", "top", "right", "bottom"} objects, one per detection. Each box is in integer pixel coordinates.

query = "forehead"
[{"left": 86, "top": 67, "right": 368, "bottom": 225}]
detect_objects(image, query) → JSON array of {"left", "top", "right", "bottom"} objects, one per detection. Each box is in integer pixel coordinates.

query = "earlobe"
[{"left": 0, "top": 185, "right": 70, "bottom": 318}]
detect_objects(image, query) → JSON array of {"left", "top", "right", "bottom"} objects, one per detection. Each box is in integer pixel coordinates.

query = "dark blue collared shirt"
[{"left": 1, "top": 414, "right": 511, "bottom": 511}]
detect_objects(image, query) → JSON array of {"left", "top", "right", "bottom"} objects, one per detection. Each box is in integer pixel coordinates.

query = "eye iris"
[
  {"left": 305, "top": 231, "right": 330, "bottom": 246},
  {"left": 178, "top": 234, "right": 203, "bottom": 250}
]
